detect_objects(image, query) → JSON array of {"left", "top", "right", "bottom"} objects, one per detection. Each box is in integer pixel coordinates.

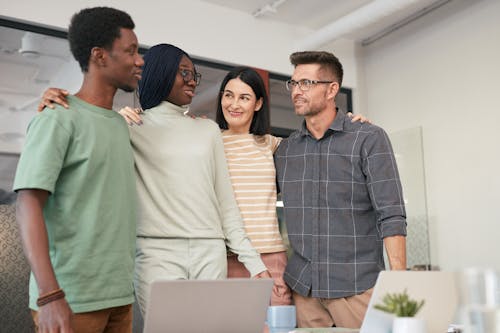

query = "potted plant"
[{"left": 374, "top": 289, "right": 426, "bottom": 333}]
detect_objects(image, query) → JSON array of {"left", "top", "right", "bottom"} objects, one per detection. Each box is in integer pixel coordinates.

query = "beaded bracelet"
[{"left": 36, "top": 288, "right": 66, "bottom": 307}]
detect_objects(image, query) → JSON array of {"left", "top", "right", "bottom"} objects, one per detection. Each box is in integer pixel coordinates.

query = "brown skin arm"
[
  {"left": 37, "top": 88, "right": 69, "bottom": 112},
  {"left": 383, "top": 235, "right": 407, "bottom": 270},
  {"left": 16, "top": 189, "right": 74, "bottom": 333}
]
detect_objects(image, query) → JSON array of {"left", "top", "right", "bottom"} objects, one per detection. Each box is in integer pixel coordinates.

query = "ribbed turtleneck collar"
[{"left": 148, "top": 101, "right": 189, "bottom": 116}]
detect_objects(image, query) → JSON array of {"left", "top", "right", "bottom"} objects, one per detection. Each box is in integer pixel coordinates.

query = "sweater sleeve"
[{"left": 211, "top": 128, "right": 267, "bottom": 276}]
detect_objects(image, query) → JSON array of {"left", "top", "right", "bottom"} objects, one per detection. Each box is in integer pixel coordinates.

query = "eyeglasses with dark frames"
[
  {"left": 285, "top": 79, "right": 334, "bottom": 91},
  {"left": 179, "top": 69, "right": 202, "bottom": 86}
]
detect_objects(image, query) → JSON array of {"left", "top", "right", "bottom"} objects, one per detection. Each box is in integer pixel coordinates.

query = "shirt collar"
[{"left": 298, "top": 108, "right": 348, "bottom": 138}]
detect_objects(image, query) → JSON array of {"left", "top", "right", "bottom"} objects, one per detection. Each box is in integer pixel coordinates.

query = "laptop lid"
[
  {"left": 360, "top": 271, "right": 458, "bottom": 333},
  {"left": 143, "top": 278, "right": 273, "bottom": 333}
]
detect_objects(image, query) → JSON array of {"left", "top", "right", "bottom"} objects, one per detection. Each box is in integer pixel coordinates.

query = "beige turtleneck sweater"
[{"left": 129, "top": 101, "right": 266, "bottom": 276}]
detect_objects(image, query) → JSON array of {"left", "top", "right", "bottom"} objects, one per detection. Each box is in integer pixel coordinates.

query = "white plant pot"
[{"left": 392, "top": 317, "right": 427, "bottom": 333}]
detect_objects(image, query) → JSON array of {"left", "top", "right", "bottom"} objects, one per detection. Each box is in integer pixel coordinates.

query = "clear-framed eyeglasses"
[
  {"left": 285, "top": 79, "right": 334, "bottom": 91},
  {"left": 179, "top": 69, "right": 202, "bottom": 86}
]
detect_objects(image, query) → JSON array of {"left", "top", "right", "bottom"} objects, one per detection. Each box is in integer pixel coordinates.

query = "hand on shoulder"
[
  {"left": 38, "top": 88, "right": 69, "bottom": 112},
  {"left": 119, "top": 106, "right": 143, "bottom": 126},
  {"left": 347, "top": 112, "right": 371, "bottom": 124}
]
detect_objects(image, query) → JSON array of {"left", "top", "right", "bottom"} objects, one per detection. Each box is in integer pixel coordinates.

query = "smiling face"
[
  {"left": 166, "top": 55, "right": 197, "bottom": 106},
  {"left": 105, "top": 28, "right": 144, "bottom": 92},
  {"left": 290, "top": 63, "right": 338, "bottom": 117},
  {"left": 221, "top": 77, "right": 263, "bottom": 134}
]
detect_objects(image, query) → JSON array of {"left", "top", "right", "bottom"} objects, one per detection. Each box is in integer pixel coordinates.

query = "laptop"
[
  {"left": 143, "top": 278, "right": 274, "bottom": 333},
  {"left": 358, "top": 270, "right": 458, "bottom": 333},
  {"left": 292, "top": 271, "right": 458, "bottom": 333}
]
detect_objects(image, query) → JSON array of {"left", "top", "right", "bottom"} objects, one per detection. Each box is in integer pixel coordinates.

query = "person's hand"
[
  {"left": 38, "top": 88, "right": 69, "bottom": 112},
  {"left": 119, "top": 106, "right": 144, "bottom": 126},
  {"left": 254, "top": 270, "right": 281, "bottom": 297},
  {"left": 347, "top": 112, "right": 371, "bottom": 124},
  {"left": 185, "top": 111, "right": 207, "bottom": 119},
  {"left": 254, "top": 270, "right": 272, "bottom": 279},
  {"left": 37, "top": 298, "right": 74, "bottom": 333},
  {"left": 273, "top": 277, "right": 289, "bottom": 298}
]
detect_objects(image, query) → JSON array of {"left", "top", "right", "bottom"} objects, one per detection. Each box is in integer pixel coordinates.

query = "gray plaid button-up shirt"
[{"left": 275, "top": 109, "right": 407, "bottom": 299}]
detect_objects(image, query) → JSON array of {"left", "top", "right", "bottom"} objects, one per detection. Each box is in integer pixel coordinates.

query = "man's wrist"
[{"left": 37, "top": 288, "right": 66, "bottom": 307}]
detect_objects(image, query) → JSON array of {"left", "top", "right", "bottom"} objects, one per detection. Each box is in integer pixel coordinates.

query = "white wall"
[{"left": 361, "top": 0, "right": 500, "bottom": 271}]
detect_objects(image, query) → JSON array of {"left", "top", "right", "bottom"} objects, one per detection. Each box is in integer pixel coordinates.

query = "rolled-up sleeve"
[{"left": 362, "top": 127, "right": 407, "bottom": 238}]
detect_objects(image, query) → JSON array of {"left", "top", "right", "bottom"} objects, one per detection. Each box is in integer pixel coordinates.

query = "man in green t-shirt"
[{"left": 13, "top": 7, "right": 144, "bottom": 333}]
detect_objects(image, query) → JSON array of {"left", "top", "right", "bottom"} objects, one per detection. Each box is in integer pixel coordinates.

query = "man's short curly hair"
[
  {"left": 290, "top": 51, "right": 344, "bottom": 87},
  {"left": 68, "top": 7, "right": 135, "bottom": 72}
]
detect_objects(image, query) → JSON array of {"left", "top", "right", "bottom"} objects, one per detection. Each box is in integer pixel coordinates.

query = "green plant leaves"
[{"left": 373, "top": 289, "right": 425, "bottom": 317}]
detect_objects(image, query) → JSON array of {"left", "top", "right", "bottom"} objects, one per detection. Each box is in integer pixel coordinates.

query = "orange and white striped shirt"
[{"left": 222, "top": 132, "right": 286, "bottom": 254}]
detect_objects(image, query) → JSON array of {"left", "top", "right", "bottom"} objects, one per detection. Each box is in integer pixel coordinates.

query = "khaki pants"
[
  {"left": 293, "top": 288, "right": 373, "bottom": 328},
  {"left": 31, "top": 304, "right": 132, "bottom": 333}
]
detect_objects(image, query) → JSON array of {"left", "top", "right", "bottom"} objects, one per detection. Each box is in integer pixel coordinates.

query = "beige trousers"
[
  {"left": 293, "top": 288, "right": 373, "bottom": 328},
  {"left": 134, "top": 237, "right": 227, "bottom": 316}
]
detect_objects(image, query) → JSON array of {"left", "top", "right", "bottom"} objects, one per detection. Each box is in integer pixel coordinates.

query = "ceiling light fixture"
[
  {"left": 16, "top": 32, "right": 68, "bottom": 60},
  {"left": 18, "top": 32, "right": 42, "bottom": 58}
]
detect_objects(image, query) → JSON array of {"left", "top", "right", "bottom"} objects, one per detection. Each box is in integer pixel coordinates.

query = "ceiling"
[
  {"left": 0, "top": 0, "right": 451, "bottom": 154},
  {"left": 203, "top": 0, "right": 373, "bottom": 30},
  {"left": 202, "top": 0, "right": 448, "bottom": 44}
]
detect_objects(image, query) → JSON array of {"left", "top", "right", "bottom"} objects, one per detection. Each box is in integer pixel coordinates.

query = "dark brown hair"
[
  {"left": 290, "top": 51, "right": 343, "bottom": 87},
  {"left": 216, "top": 67, "right": 270, "bottom": 135}
]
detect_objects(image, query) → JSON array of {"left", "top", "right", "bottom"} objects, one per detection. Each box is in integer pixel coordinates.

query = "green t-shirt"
[{"left": 13, "top": 95, "right": 137, "bottom": 313}]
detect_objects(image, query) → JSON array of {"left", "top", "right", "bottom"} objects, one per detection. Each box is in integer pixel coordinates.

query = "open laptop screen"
[
  {"left": 360, "top": 271, "right": 458, "bottom": 333},
  {"left": 143, "top": 278, "right": 273, "bottom": 333}
]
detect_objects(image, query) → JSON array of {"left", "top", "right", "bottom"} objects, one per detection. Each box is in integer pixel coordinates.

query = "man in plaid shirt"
[{"left": 275, "top": 51, "right": 407, "bottom": 329}]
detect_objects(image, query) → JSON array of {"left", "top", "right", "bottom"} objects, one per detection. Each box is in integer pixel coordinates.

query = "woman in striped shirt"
[{"left": 215, "top": 67, "right": 291, "bottom": 305}]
